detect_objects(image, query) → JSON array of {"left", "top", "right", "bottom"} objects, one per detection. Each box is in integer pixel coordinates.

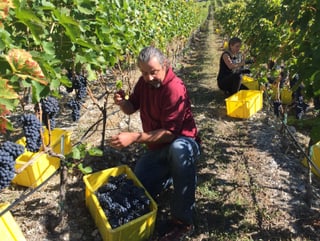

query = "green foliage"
[
  {"left": 87, "top": 147, "right": 104, "bottom": 157},
  {"left": 214, "top": 0, "right": 320, "bottom": 140},
  {"left": 68, "top": 143, "right": 87, "bottom": 160},
  {"left": 65, "top": 143, "right": 103, "bottom": 174},
  {"left": 115, "top": 80, "right": 123, "bottom": 90},
  {"left": 0, "top": 0, "right": 208, "bottom": 132},
  {"left": 214, "top": 0, "right": 285, "bottom": 62},
  {"left": 287, "top": 116, "right": 320, "bottom": 144},
  {"left": 214, "top": 0, "right": 320, "bottom": 98},
  {"left": 77, "top": 163, "right": 92, "bottom": 175}
]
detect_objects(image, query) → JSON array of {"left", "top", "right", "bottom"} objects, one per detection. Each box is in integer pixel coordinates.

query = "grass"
[{"left": 198, "top": 181, "right": 220, "bottom": 199}]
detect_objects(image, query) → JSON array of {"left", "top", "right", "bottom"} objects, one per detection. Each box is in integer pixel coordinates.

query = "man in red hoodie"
[{"left": 111, "top": 46, "right": 201, "bottom": 240}]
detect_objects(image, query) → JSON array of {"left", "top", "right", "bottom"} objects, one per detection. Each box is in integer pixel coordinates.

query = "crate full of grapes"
[
  {"left": 225, "top": 90, "right": 263, "bottom": 119},
  {"left": 12, "top": 128, "right": 72, "bottom": 187},
  {"left": 83, "top": 165, "right": 157, "bottom": 241},
  {"left": 0, "top": 203, "right": 26, "bottom": 241}
]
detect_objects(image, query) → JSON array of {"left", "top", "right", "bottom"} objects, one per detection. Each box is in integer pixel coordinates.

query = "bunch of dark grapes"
[
  {"left": 295, "top": 96, "right": 309, "bottom": 120},
  {"left": 67, "top": 71, "right": 87, "bottom": 100},
  {"left": 38, "top": 96, "right": 60, "bottom": 130},
  {"left": 1, "top": 141, "right": 25, "bottom": 158},
  {"left": 74, "top": 75, "right": 87, "bottom": 100},
  {"left": 0, "top": 141, "right": 24, "bottom": 190},
  {"left": 245, "top": 59, "right": 255, "bottom": 65},
  {"left": 273, "top": 100, "right": 282, "bottom": 117},
  {"left": 21, "top": 114, "right": 42, "bottom": 152},
  {"left": 67, "top": 99, "right": 81, "bottom": 121},
  {"left": 66, "top": 71, "right": 87, "bottom": 121},
  {"left": 96, "top": 173, "right": 151, "bottom": 229}
]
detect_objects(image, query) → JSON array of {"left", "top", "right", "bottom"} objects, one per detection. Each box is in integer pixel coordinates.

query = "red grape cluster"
[
  {"left": 39, "top": 96, "right": 60, "bottom": 130},
  {"left": 0, "top": 141, "right": 24, "bottom": 190},
  {"left": 96, "top": 174, "right": 151, "bottom": 229},
  {"left": 66, "top": 71, "right": 88, "bottom": 121},
  {"left": 21, "top": 114, "right": 42, "bottom": 152}
]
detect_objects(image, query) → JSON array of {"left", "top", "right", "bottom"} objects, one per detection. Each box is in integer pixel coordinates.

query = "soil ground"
[{"left": 1, "top": 17, "right": 320, "bottom": 241}]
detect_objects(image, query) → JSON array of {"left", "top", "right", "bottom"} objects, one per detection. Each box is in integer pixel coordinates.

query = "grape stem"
[{"left": 35, "top": 102, "right": 48, "bottom": 149}]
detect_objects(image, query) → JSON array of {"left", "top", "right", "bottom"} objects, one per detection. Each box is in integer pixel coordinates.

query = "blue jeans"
[{"left": 134, "top": 137, "right": 201, "bottom": 225}]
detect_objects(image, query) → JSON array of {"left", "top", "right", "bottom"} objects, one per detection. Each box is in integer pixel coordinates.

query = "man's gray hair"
[{"left": 137, "top": 46, "right": 167, "bottom": 66}]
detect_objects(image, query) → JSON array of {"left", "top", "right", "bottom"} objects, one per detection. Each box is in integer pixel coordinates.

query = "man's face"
[{"left": 138, "top": 57, "right": 167, "bottom": 88}]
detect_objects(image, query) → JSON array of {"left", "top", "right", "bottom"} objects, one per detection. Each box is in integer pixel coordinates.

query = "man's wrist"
[{"left": 135, "top": 132, "right": 143, "bottom": 143}]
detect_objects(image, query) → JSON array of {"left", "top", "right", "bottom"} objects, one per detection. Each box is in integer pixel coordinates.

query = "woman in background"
[{"left": 217, "top": 37, "right": 248, "bottom": 95}]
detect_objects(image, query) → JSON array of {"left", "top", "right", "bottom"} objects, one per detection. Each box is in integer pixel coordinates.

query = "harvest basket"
[
  {"left": 0, "top": 203, "right": 26, "bottom": 241},
  {"left": 83, "top": 165, "right": 157, "bottom": 241},
  {"left": 302, "top": 141, "right": 320, "bottom": 178},
  {"left": 225, "top": 90, "right": 264, "bottom": 118},
  {"left": 242, "top": 75, "right": 259, "bottom": 90},
  {"left": 280, "top": 88, "right": 293, "bottom": 104},
  {"left": 12, "top": 128, "right": 72, "bottom": 187}
]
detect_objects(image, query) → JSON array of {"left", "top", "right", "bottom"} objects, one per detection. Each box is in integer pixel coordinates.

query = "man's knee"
[
  {"left": 169, "top": 138, "right": 189, "bottom": 154},
  {"left": 168, "top": 138, "right": 199, "bottom": 164}
]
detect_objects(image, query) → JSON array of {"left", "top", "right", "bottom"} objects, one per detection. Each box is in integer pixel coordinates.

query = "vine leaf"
[
  {"left": 5, "top": 49, "right": 48, "bottom": 86},
  {"left": 53, "top": 9, "right": 81, "bottom": 42},
  {"left": 0, "top": 78, "right": 18, "bottom": 132},
  {"left": 310, "top": 123, "right": 320, "bottom": 144},
  {"left": 41, "top": 41, "right": 55, "bottom": 55},
  {"left": 0, "top": 0, "right": 14, "bottom": 20},
  {"left": 15, "top": 8, "right": 46, "bottom": 44},
  {"left": 87, "top": 147, "right": 103, "bottom": 157},
  {"left": 0, "top": 77, "right": 19, "bottom": 99},
  {"left": 0, "top": 104, "right": 12, "bottom": 133},
  {"left": 116, "top": 79, "right": 123, "bottom": 90},
  {"left": 69, "top": 146, "right": 81, "bottom": 160},
  {"left": 77, "top": 163, "right": 92, "bottom": 174},
  {"left": 31, "top": 81, "right": 50, "bottom": 103}
]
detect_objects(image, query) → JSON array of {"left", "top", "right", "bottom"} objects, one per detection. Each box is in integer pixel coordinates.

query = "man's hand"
[
  {"left": 110, "top": 132, "right": 140, "bottom": 149},
  {"left": 114, "top": 90, "right": 125, "bottom": 106}
]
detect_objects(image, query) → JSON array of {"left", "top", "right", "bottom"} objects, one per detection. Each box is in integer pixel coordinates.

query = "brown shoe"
[{"left": 158, "top": 219, "right": 194, "bottom": 241}]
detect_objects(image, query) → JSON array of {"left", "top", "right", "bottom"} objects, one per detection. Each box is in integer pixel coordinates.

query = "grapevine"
[{"left": 215, "top": 0, "right": 320, "bottom": 142}]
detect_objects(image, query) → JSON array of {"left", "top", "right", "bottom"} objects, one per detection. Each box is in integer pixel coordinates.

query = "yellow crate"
[
  {"left": 280, "top": 88, "right": 293, "bottom": 104},
  {"left": 83, "top": 165, "right": 157, "bottom": 241},
  {"left": 242, "top": 75, "right": 254, "bottom": 82},
  {"left": 0, "top": 203, "right": 26, "bottom": 241},
  {"left": 12, "top": 152, "right": 60, "bottom": 187},
  {"left": 242, "top": 75, "right": 259, "bottom": 90},
  {"left": 223, "top": 40, "right": 228, "bottom": 50},
  {"left": 302, "top": 141, "right": 320, "bottom": 177},
  {"left": 225, "top": 90, "right": 264, "bottom": 118},
  {"left": 12, "top": 128, "right": 72, "bottom": 187}
]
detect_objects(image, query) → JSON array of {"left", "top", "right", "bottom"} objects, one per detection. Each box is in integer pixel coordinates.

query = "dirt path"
[
  {"left": 183, "top": 18, "right": 320, "bottom": 240},
  {"left": 1, "top": 17, "right": 320, "bottom": 241}
]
